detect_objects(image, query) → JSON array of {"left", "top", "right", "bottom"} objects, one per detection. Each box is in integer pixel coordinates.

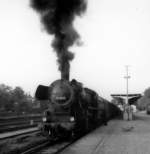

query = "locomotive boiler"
[{"left": 35, "top": 79, "right": 121, "bottom": 138}]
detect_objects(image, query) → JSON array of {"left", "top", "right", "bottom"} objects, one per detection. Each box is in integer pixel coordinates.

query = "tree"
[
  {"left": 0, "top": 84, "right": 13, "bottom": 111},
  {"left": 137, "top": 87, "right": 150, "bottom": 110},
  {"left": 137, "top": 96, "right": 148, "bottom": 110},
  {"left": 144, "top": 87, "right": 150, "bottom": 98},
  {"left": 12, "top": 87, "right": 34, "bottom": 114},
  {"left": 0, "top": 84, "right": 35, "bottom": 114},
  {"left": 12, "top": 86, "right": 25, "bottom": 101}
]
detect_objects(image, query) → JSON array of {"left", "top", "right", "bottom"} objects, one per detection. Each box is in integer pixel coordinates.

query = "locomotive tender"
[{"left": 35, "top": 79, "right": 121, "bottom": 138}]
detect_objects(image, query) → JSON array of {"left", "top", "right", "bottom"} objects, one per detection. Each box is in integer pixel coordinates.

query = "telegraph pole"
[{"left": 124, "top": 65, "right": 130, "bottom": 105}]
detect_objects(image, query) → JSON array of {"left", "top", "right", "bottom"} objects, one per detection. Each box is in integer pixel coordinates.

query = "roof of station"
[{"left": 111, "top": 94, "right": 142, "bottom": 97}]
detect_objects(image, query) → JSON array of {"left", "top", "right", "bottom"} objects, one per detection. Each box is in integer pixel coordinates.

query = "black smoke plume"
[{"left": 30, "top": 0, "right": 87, "bottom": 80}]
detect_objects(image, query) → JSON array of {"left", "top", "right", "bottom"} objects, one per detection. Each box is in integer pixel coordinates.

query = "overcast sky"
[{"left": 0, "top": 0, "right": 150, "bottom": 100}]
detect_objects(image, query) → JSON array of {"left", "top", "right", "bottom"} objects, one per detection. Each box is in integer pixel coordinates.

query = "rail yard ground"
[
  {"left": 1, "top": 111, "right": 150, "bottom": 154},
  {"left": 0, "top": 131, "right": 47, "bottom": 154},
  {"left": 60, "top": 111, "right": 150, "bottom": 154}
]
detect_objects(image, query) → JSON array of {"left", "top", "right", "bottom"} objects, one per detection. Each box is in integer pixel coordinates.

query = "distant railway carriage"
[{"left": 35, "top": 79, "right": 121, "bottom": 139}]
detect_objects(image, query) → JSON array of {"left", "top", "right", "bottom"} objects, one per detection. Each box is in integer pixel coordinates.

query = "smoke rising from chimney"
[{"left": 30, "top": 0, "right": 87, "bottom": 80}]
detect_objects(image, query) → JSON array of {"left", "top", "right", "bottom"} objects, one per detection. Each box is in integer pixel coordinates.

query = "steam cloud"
[{"left": 30, "top": 0, "right": 87, "bottom": 77}]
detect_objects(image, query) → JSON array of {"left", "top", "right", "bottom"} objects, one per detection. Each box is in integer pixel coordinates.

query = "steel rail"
[{"left": 0, "top": 128, "right": 39, "bottom": 140}]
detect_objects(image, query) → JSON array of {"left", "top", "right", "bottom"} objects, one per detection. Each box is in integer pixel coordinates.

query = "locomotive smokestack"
[
  {"left": 61, "top": 63, "right": 69, "bottom": 80},
  {"left": 30, "top": 0, "right": 87, "bottom": 78}
]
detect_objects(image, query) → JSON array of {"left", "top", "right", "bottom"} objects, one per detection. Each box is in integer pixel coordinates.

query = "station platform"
[{"left": 60, "top": 111, "right": 150, "bottom": 154}]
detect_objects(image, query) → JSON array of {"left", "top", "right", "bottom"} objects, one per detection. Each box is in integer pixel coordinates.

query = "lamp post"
[
  {"left": 124, "top": 65, "right": 130, "bottom": 105},
  {"left": 123, "top": 65, "right": 130, "bottom": 120}
]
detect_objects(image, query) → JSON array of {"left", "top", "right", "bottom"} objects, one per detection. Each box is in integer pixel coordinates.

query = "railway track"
[
  {"left": 0, "top": 115, "right": 42, "bottom": 133},
  {"left": 21, "top": 140, "right": 50, "bottom": 154},
  {"left": 21, "top": 139, "right": 75, "bottom": 154},
  {"left": 0, "top": 119, "right": 41, "bottom": 127},
  {"left": 0, "top": 135, "right": 72, "bottom": 154},
  {"left": 0, "top": 128, "right": 47, "bottom": 154},
  {"left": 0, "top": 123, "right": 38, "bottom": 134},
  {"left": 0, "top": 124, "right": 98, "bottom": 154},
  {"left": 0, "top": 127, "right": 39, "bottom": 140},
  {"left": 38, "top": 141, "right": 74, "bottom": 154}
]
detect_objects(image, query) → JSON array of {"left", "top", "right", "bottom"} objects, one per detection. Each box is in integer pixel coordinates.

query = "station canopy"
[{"left": 111, "top": 94, "right": 142, "bottom": 105}]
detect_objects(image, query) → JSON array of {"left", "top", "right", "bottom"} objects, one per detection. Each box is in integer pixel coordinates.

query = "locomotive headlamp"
[
  {"left": 42, "top": 117, "right": 47, "bottom": 122},
  {"left": 70, "top": 117, "right": 75, "bottom": 122}
]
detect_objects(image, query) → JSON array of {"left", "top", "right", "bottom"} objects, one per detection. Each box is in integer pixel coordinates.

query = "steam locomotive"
[{"left": 35, "top": 79, "right": 121, "bottom": 139}]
